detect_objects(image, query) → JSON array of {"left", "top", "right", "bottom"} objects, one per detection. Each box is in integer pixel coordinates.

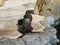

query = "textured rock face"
[
  {"left": 0, "top": 0, "right": 4, "bottom": 6},
  {"left": 32, "top": 15, "right": 45, "bottom": 32},
  {"left": 40, "top": 0, "right": 60, "bottom": 19},
  {"left": 0, "top": 27, "right": 58, "bottom": 45}
]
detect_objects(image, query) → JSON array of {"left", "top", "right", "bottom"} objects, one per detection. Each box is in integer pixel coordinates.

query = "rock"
[
  {"left": 40, "top": 16, "right": 55, "bottom": 28},
  {"left": 0, "top": 37, "right": 25, "bottom": 45},
  {"left": 32, "top": 15, "right": 45, "bottom": 32},
  {"left": 22, "top": 33, "right": 45, "bottom": 45},
  {"left": 0, "top": 0, "right": 5, "bottom": 7},
  {"left": 32, "top": 22, "right": 45, "bottom": 32},
  {"left": 39, "top": 0, "right": 60, "bottom": 20},
  {"left": 0, "top": 29, "right": 22, "bottom": 39},
  {"left": 32, "top": 15, "right": 45, "bottom": 22},
  {"left": 0, "top": 27, "right": 58, "bottom": 45}
]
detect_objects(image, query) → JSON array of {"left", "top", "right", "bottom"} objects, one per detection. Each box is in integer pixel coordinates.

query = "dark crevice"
[
  {"left": 53, "top": 19, "right": 60, "bottom": 45},
  {"left": 54, "top": 19, "right": 60, "bottom": 40},
  {"left": 22, "top": 37, "right": 27, "bottom": 45}
]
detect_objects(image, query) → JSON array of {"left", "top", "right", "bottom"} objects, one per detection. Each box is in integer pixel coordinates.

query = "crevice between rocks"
[
  {"left": 53, "top": 19, "right": 60, "bottom": 45},
  {"left": 22, "top": 38, "right": 27, "bottom": 45}
]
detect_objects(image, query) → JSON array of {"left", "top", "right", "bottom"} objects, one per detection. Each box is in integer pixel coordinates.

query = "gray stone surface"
[
  {"left": 0, "top": 37, "right": 25, "bottom": 45},
  {"left": 0, "top": 27, "right": 58, "bottom": 45}
]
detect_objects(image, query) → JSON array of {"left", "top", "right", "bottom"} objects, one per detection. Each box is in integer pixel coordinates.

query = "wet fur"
[{"left": 17, "top": 10, "right": 33, "bottom": 37}]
